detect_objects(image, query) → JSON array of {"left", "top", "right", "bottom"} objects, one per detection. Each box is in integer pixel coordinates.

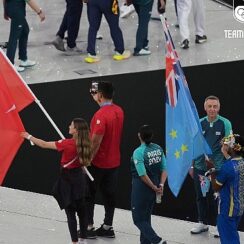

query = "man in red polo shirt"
[{"left": 86, "top": 81, "right": 124, "bottom": 239}]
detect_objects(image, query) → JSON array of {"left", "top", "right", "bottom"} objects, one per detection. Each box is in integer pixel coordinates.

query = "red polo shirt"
[
  {"left": 90, "top": 103, "right": 124, "bottom": 168},
  {"left": 55, "top": 139, "right": 80, "bottom": 169}
]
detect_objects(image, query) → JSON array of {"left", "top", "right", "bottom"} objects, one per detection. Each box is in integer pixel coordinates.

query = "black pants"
[
  {"left": 86, "top": 0, "right": 124, "bottom": 55},
  {"left": 193, "top": 168, "right": 218, "bottom": 225},
  {"left": 86, "top": 165, "right": 119, "bottom": 226},
  {"left": 65, "top": 199, "right": 87, "bottom": 242},
  {"left": 5, "top": 0, "right": 29, "bottom": 64},
  {"left": 133, "top": 0, "right": 153, "bottom": 53},
  {"left": 57, "top": 0, "right": 83, "bottom": 48}
]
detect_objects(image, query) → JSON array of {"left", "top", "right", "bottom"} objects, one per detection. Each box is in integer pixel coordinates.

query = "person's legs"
[
  {"left": 65, "top": 207, "right": 79, "bottom": 242},
  {"left": 194, "top": 168, "right": 208, "bottom": 224},
  {"left": 66, "top": 0, "right": 83, "bottom": 48},
  {"left": 133, "top": 0, "right": 153, "bottom": 54},
  {"left": 86, "top": 165, "right": 101, "bottom": 226},
  {"left": 217, "top": 214, "right": 241, "bottom": 244},
  {"left": 131, "top": 178, "right": 162, "bottom": 244},
  {"left": 190, "top": 168, "right": 209, "bottom": 234},
  {"left": 100, "top": 168, "right": 119, "bottom": 226},
  {"left": 18, "top": 18, "right": 29, "bottom": 61},
  {"left": 87, "top": 0, "right": 102, "bottom": 55},
  {"left": 102, "top": 0, "right": 124, "bottom": 54},
  {"left": 192, "top": 0, "right": 205, "bottom": 37},
  {"left": 56, "top": 0, "right": 68, "bottom": 39},
  {"left": 76, "top": 200, "right": 88, "bottom": 239},
  {"left": 5, "top": 1, "right": 26, "bottom": 64},
  {"left": 177, "top": 0, "right": 191, "bottom": 42}
]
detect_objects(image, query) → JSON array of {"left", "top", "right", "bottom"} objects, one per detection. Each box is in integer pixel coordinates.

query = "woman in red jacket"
[{"left": 21, "top": 118, "right": 91, "bottom": 244}]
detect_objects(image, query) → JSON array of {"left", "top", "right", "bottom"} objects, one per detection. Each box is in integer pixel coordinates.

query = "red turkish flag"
[
  {"left": 0, "top": 49, "right": 35, "bottom": 112},
  {"left": 0, "top": 49, "right": 35, "bottom": 184},
  {"left": 0, "top": 79, "right": 25, "bottom": 184}
]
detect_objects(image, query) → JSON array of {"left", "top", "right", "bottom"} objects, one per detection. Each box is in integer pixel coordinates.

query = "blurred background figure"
[{"left": 3, "top": 0, "right": 45, "bottom": 72}]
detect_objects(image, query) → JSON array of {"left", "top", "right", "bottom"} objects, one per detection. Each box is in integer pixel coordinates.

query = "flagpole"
[
  {"left": 159, "top": 14, "right": 166, "bottom": 33},
  {"left": 0, "top": 48, "right": 94, "bottom": 181}
]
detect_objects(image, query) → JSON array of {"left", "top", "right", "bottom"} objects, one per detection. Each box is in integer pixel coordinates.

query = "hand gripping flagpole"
[{"left": 0, "top": 48, "right": 94, "bottom": 181}]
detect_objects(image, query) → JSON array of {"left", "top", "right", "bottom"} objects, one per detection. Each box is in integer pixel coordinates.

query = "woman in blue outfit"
[
  {"left": 206, "top": 134, "right": 244, "bottom": 244},
  {"left": 131, "top": 125, "right": 167, "bottom": 244}
]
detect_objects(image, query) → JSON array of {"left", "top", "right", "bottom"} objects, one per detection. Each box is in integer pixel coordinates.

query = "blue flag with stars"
[{"left": 163, "top": 17, "right": 212, "bottom": 197}]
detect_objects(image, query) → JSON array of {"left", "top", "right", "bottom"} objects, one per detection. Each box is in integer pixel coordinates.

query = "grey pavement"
[{"left": 1, "top": 187, "right": 244, "bottom": 244}]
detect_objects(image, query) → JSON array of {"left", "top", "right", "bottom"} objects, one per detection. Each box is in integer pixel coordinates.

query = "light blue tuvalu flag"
[{"left": 163, "top": 17, "right": 212, "bottom": 197}]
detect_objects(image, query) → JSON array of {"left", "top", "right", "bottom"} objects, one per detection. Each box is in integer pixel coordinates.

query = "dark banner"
[{"left": 4, "top": 60, "right": 244, "bottom": 230}]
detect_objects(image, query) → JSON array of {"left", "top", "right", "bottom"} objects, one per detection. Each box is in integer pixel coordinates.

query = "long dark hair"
[
  {"left": 139, "top": 125, "right": 153, "bottom": 145},
  {"left": 73, "top": 118, "right": 92, "bottom": 167}
]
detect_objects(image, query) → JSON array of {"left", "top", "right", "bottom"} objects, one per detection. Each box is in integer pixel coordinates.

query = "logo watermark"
[
  {"left": 233, "top": 0, "right": 244, "bottom": 23},
  {"left": 224, "top": 29, "right": 244, "bottom": 38},
  {"left": 224, "top": 1, "right": 244, "bottom": 38}
]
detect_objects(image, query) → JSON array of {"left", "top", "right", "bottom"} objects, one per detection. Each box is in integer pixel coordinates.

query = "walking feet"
[
  {"left": 190, "top": 222, "right": 209, "bottom": 234},
  {"left": 15, "top": 59, "right": 36, "bottom": 72},
  {"left": 52, "top": 35, "right": 65, "bottom": 52},
  {"left": 96, "top": 224, "right": 115, "bottom": 238}
]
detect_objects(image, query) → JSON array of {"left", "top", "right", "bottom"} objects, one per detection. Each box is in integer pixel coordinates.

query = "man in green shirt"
[
  {"left": 190, "top": 95, "right": 232, "bottom": 235},
  {"left": 3, "top": 0, "right": 45, "bottom": 72}
]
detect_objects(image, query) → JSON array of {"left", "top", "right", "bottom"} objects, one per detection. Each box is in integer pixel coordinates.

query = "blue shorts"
[{"left": 217, "top": 214, "right": 241, "bottom": 244}]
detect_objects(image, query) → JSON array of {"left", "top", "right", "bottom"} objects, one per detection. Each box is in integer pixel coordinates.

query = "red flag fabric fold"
[
  {"left": 0, "top": 50, "right": 35, "bottom": 112},
  {"left": 0, "top": 78, "right": 25, "bottom": 185},
  {"left": 0, "top": 49, "right": 35, "bottom": 184}
]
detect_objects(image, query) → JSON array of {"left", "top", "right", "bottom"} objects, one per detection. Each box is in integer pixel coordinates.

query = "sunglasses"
[{"left": 90, "top": 89, "right": 98, "bottom": 95}]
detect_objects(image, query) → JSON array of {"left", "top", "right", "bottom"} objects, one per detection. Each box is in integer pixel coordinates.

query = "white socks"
[{"left": 103, "top": 224, "right": 112, "bottom": 230}]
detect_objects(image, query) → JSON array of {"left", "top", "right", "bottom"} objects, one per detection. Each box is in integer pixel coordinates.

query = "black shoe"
[
  {"left": 195, "top": 35, "right": 207, "bottom": 44},
  {"left": 86, "top": 227, "right": 97, "bottom": 239},
  {"left": 96, "top": 224, "right": 115, "bottom": 238},
  {"left": 180, "top": 39, "right": 189, "bottom": 49}
]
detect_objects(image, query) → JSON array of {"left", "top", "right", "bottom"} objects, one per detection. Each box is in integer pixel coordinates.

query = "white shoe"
[
  {"left": 120, "top": 5, "right": 135, "bottom": 18},
  {"left": 78, "top": 239, "right": 87, "bottom": 244},
  {"left": 19, "top": 59, "right": 36, "bottom": 67},
  {"left": 14, "top": 65, "right": 25, "bottom": 72},
  {"left": 96, "top": 33, "right": 103, "bottom": 40},
  {"left": 134, "top": 48, "right": 151, "bottom": 56},
  {"left": 64, "top": 46, "right": 83, "bottom": 56},
  {"left": 190, "top": 222, "right": 209, "bottom": 234}
]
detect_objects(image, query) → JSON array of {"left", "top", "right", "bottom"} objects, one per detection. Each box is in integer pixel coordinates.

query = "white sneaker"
[
  {"left": 19, "top": 59, "right": 36, "bottom": 67},
  {"left": 96, "top": 32, "right": 103, "bottom": 40},
  {"left": 64, "top": 46, "right": 83, "bottom": 56},
  {"left": 14, "top": 65, "right": 25, "bottom": 72},
  {"left": 78, "top": 239, "right": 87, "bottom": 244},
  {"left": 190, "top": 222, "right": 209, "bottom": 234},
  {"left": 134, "top": 48, "right": 151, "bottom": 56},
  {"left": 120, "top": 5, "right": 135, "bottom": 18}
]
